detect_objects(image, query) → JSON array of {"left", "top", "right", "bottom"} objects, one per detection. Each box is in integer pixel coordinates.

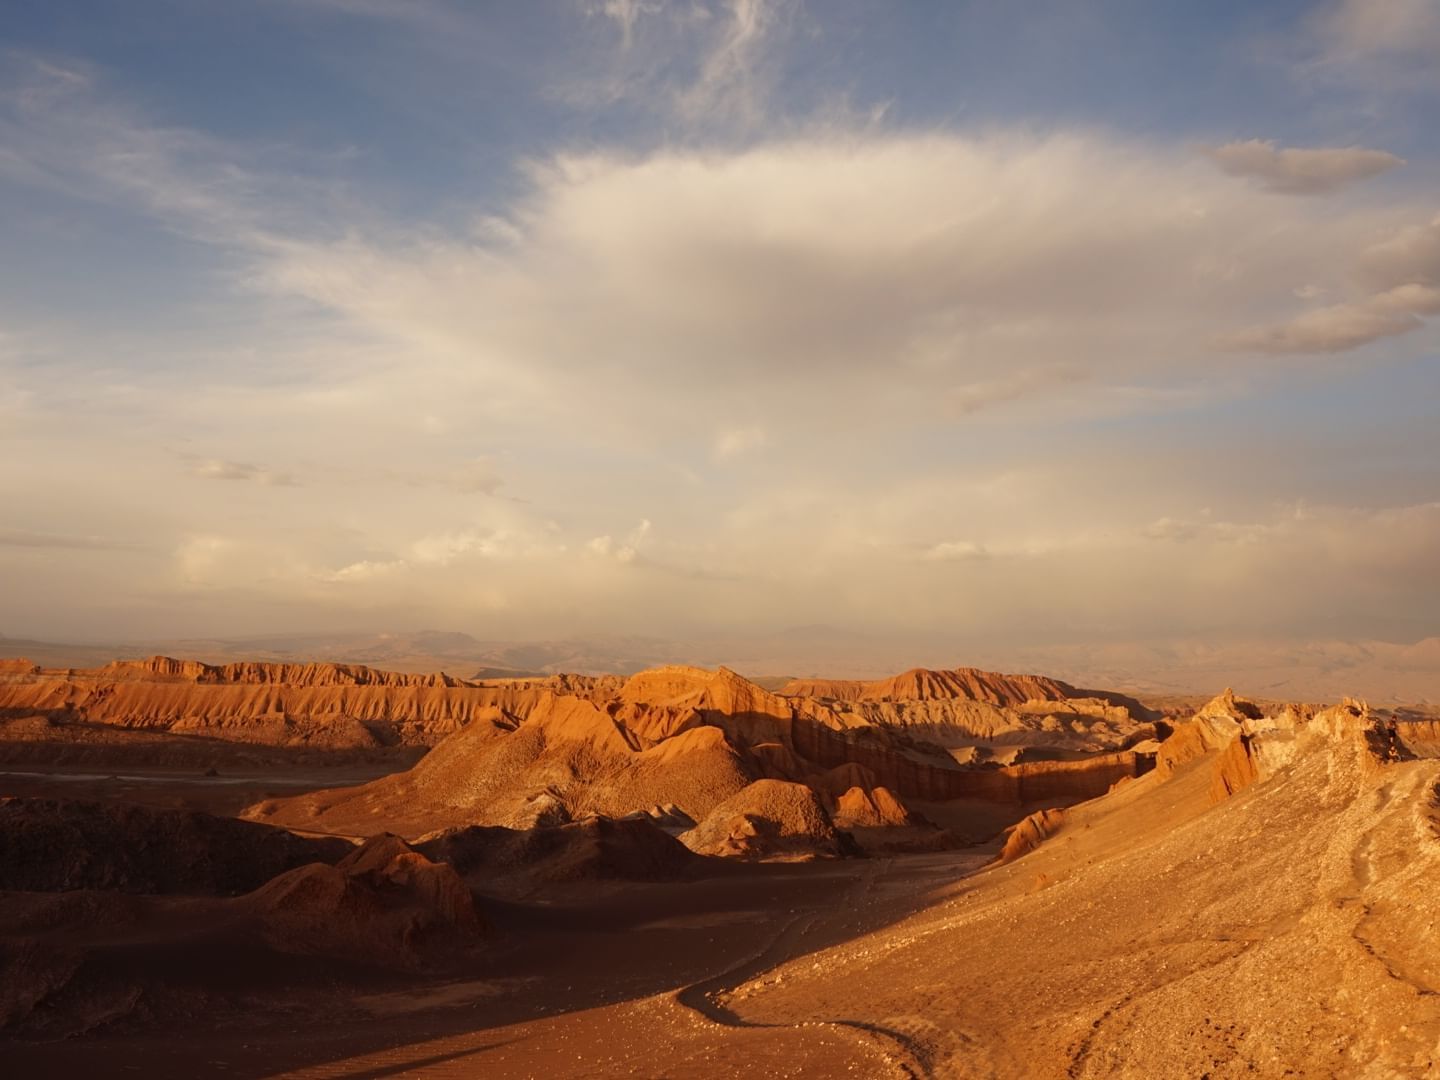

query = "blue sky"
[{"left": 1, "top": 0, "right": 1438, "bottom": 655}]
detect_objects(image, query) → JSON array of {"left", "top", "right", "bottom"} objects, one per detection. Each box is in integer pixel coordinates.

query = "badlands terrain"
[{"left": 1, "top": 654, "right": 1438, "bottom": 1077}]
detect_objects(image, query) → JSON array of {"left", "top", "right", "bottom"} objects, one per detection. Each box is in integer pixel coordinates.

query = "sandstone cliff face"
[
  {"left": 1, "top": 655, "right": 1154, "bottom": 756},
  {"left": 1152, "top": 688, "right": 1256, "bottom": 782},
  {"left": 97, "top": 657, "right": 471, "bottom": 687},
  {"left": 781, "top": 668, "right": 1156, "bottom": 757},
  {"left": 787, "top": 716, "right": 1148, "bottom": 802},
  {"left": 1209, "top": 708, "right": 1306, "bottom": 803},
  {"left": 0, "top": 658, "right": 572, "bottom": 748},
  {"left": 0, "top": 659, "right": 41, "bottom": 681}
]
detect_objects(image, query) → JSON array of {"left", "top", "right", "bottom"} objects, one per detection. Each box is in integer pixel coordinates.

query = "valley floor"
[{"left": 3, "top": 845, "right": 986, "bottom": 1079}]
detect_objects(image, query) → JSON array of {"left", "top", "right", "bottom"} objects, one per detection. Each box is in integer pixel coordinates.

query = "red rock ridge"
[{"left": 781, "top": 666, "right": 1076, "bottom": 706}]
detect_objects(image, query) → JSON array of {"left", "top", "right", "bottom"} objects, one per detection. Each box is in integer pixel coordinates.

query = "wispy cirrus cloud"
[
  {"left": 587, "top": 0, "right": 662, "bottom": 51},
  {"left": 566, "top": 0, "right": 795, "bottom": 128}
]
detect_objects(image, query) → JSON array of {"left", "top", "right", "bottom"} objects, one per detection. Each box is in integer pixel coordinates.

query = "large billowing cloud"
[
  {"left": 1, "top": 52, "right": 1439, "bottom": 648},
  {"left": 258, "top": 132, "right": 1435, "bottom": 424}
]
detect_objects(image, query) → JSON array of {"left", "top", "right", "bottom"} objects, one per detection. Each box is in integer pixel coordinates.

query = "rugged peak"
[{"left": 1196, "top": 688, "right": 1264, "bottom": 724}]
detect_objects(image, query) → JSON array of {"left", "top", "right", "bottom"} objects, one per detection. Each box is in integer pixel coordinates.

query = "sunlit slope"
[{"left": 720, "top": 696, "right": 1440, "bottom": 1078}]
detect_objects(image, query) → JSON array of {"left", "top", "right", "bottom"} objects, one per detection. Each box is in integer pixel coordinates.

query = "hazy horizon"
[
  {"left": 5, "top": 625, "right": 1440, "bottom": 703},
  {"left": 3, "top": 1, "right": 1438, "bottom": 653}
]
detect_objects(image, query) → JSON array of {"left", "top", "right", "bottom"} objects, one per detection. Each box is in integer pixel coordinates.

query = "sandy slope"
[{"left": 707, "top": 705, "right": 1440, "bottom": 1077}]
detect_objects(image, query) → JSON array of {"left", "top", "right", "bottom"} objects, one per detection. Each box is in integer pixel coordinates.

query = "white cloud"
[
  {"left": 1223, "top": 214, "right": 1440, "bottom": 353},
  {"left": 1221, "top": 299, "right": 1422, "bottom": 354},
  {"left": 676, "top": 0, "right": 786, "bottom": 124},
  {"left": 1142, "top": 516, "right": 1200, "bottom": 542},
  {"left": 1203, "top": 139, "right": 1403, "bottom": 195},
  {"left": 713, "top": 425, "right": 768, "bottom": 460},
  {"left": 5, "top": 64, "right": 1440, "bottom": 645},
  {"left": 192, "top": 459, "right": 299, "bottom": 486},
  {"left": 1315, "top": 0, "right": 1440, "bottom": 59},
  {"left": 589, "top": 0, "right": 662, "bottom": 49},
  {"left": 260, "top": 132, "right": 1440, "bottom": 417},
  {"left": 950, "top": 366, "right": 1088, "bottom": 416},
  {"left": 321, "top": 558, "right": 405, "bottom": 584},
  {"left": 175, "top": 534, "right": 235, "bottom": 585},
  {"left": 923, "top": 540, "right": 989, "bottom": 562},
  {"left": 408, "top": 526, "right": 551, "bottom": 565},
  {"left": 1359, "top": 215, "right": 1440, "bottom": 289},
  {"left": 1142, "top": 513, "right": 1273, "bottom": 546},
  {"left": 587, "top": 519, "right": 652, "bottom": 564},
  {"left": 562, "top": 0, "right": 792, "bottom": 127}
]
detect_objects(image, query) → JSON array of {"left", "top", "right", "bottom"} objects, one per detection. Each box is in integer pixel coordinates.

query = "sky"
[{"left": 1, "top": 0, "right": 1439, "bottom": 655}]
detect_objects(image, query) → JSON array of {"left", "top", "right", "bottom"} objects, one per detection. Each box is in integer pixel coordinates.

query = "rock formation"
[
  {"left": 245, "top": 835, "right": 484, "bottom": 968},
  {"left": 416, "top": 815, "right": 699, "bottom": 892},
  {"left": 679, "top": 780, "right": 846, "bottom": 859},
  {"left": 242, "top": 663, "right": 1156, "bottom": 850},
  {"left": 832, "top": 784, "right": 913, "bottom": 829},
  {"left": 996, "top": 806, "right": 1066, "bottom": 863}
]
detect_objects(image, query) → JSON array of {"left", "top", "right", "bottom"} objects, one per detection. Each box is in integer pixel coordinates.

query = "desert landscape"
[
  {"left": 2, "top": 652, "right": 1438, "bottom": 1077},
  {"left": 5, "top": 1, "right": 1439, "bottom": 1076}
]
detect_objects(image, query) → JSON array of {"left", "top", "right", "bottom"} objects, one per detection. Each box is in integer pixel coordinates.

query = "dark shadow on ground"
[{"left": 0, "top": 848, "right": 992, "bottom": 1080}]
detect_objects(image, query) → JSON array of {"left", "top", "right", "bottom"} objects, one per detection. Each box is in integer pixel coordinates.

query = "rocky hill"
[{"left": 243, "top": 663, "right": 1158, "bottom": 846}]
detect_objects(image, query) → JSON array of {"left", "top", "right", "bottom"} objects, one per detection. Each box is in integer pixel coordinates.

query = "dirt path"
[
  {"left": 258, "top": 855, "right": 983, "bottom": 1079},
  {"left": 671, "top": 856, "right": 933, "bottom": 1078}
]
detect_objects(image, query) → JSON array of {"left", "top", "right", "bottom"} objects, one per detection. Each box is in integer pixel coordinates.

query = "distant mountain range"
[{"left": 2, "top": 629, "right": 1437, "bottom": 703}]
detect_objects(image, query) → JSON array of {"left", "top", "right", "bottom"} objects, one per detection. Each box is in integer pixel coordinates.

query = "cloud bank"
[{"left": 0, "top": 14, "right": 1438, "bottom": 650}]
